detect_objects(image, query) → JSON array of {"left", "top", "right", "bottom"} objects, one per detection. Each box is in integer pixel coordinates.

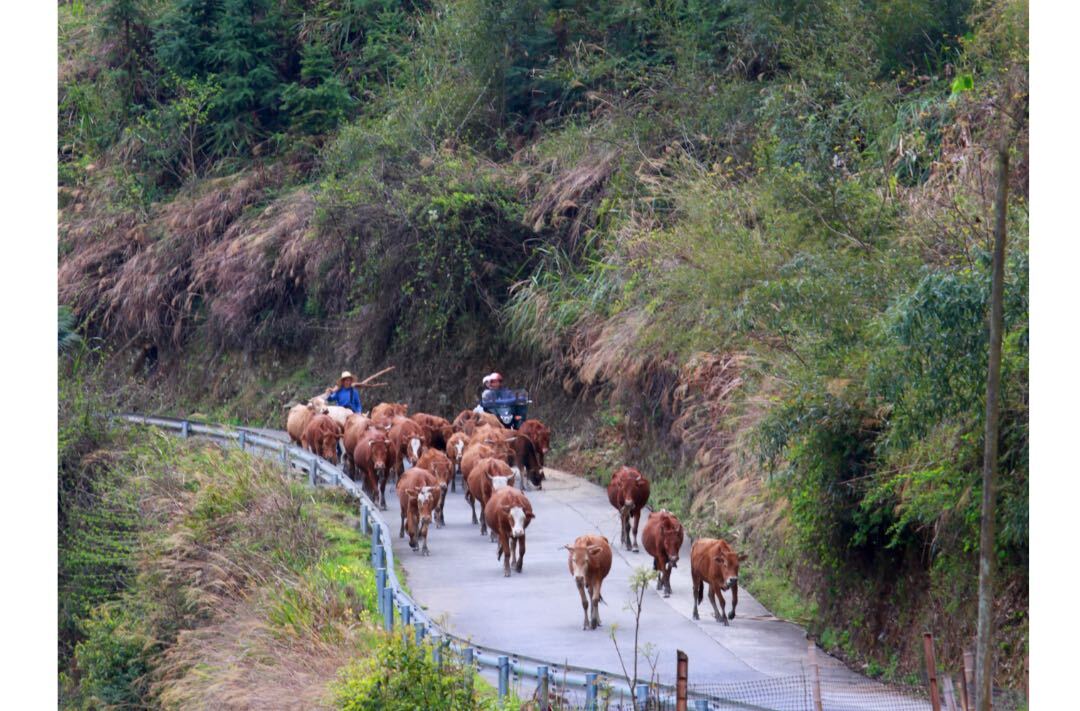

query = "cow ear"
[
  {"left": 502, "top": 505, "right": 511, "bottom": 513},
  {"left": 526, "top": 512, "right": 535, "bottom": 521},
  {"left": 587, "top": 546, "right": 603, "bottom": 556},
  {"left": 562, "top": 544, "right": 573, "bottom": 551},
  {"left": 737, "top": 552, "right": 749, "bottom": 562}
]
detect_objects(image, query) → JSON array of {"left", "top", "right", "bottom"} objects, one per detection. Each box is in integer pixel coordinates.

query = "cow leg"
[
  {"left": 514, "top": 536, "right": 525, "bottom": 573},
  {"left": 451, "top": 463, "right": 458, "bottom": 492},
  {"left": 399, "top": 511, "right": 406, "bottom": 539},
  {"left": 620, "top": 512, "right": 630, "bottom": 550},
  {"left": 692, "top": 575, "right": 703, "bottom": 621},
  {"left": 576, "top": 578, "right": 590, "bottom": 630},
  {"left": 420, "top": 530, "right": 429, "bottom": 557},
  {"left": 590, "top": 584, "right": 602, "bottom": 629},
  {"left": 729, "top": 582, "right": 738, "bottom": 620},
  {"left": 708, "top": 586, "right": 728, "bottom": 626},
  {"left": 664, "top": 569, "right": 673, "bottom": 597},
  {"left": 631, "top": 510, "right": 641, "bottom": 552},
  {"left": 502, "top": 535, "right": 512, "bottom": 577},
  {"left": 466, "top": 492, "right": 477, "bottom": 525},
  {"left": 479, "top": 502, "right": 488, "bottom": 536}
]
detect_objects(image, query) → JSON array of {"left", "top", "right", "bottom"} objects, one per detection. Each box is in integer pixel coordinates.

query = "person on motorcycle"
[
  {"left": 324, "top": 371, "right": 362, "bottom": 413},
  {"left": 480, "top": 372, "right": 528, "bottom": 429}
]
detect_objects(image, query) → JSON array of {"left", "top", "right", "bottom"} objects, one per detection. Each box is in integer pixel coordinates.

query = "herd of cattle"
[{"left": 285, "top": 397, "right": 748, "bottom": 630}]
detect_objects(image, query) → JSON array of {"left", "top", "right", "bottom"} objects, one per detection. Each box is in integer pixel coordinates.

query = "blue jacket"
[{"left": 327, "top": 386, "right": 362, "bottom": 413}]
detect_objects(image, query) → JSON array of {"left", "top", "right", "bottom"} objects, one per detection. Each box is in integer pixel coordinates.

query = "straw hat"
[{"left": 339, "top": 371, "right": 355, "bottom": 384}]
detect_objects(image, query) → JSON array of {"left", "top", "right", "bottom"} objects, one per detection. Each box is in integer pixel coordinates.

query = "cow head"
[
  {"left": 368, "top": 435, "right": 389, "bottom": 473},
  {"left": 453, "top": 437, "right": 465, "bottom": 461},
  {"left": 565, "top": 542, "right": 604, "bottom": 584},
  {"left": 309, "top": 395, "right": 328, "bottom": 410},
  {"left": 660, "top": 515, "right": 682, "bottom": 572},
  {"left": 714, "top": 548, "right": 747, "bottom": 590},
  {"left": 318, "top": 429, "right": 341, "bottom": 464},
  {"left": 409, "top": 435, "right": 423, "bottom": 462},
  {"left": 406, "top": 485, "right": 441, "bottom": 550},
  {"left": 504, "top": 504, "right": 533, "bottom": 538}
]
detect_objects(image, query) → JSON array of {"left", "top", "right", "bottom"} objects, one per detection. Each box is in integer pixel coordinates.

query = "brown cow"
[
  {"left": 510, "top": 434, "right": 544, "bottom": 490},
  {"left": 452, "top": 409, "right": 479, "bottom": 436},
  {"left": 466, "top": 458, "right": 517, "bottom": 536},
  {"left": 690, "top": 538, "right": 747, "bottom": 625},
  {"left": 607, "top": 466, "right": 650, "bottom": 552},
  {"left": 353, "top": 428, "right": 391, "bottom": 509},
  {"left": 446, "top": 432, "right": 470, "bottom": 492},
  {"left": 642, "top": 510, "right": 685, "bottom": 597},
  {"left": 397, "top": 468, "right": 441, "bottom": 556},
  {"left": 371, "top": 402, "right": 409, "bottom": 421},
  {"left": 286, "top": 402, "right": 322, "bottom": 445},
  {"left": 460, "top": 435, "right": 514, "bottom": 488},
  {"left": 389, "top": 416, "right": 427, "bottom": 479},
  {"left": 342, "top": 413, "right": 374, "bottom": 478},
  {"left": 416, "top": 449, "right": 453, "bottom": 527},
  {"left": 302, "top": 414, "right": 343, "bottom": 464},
  {"left": 518, "top": 419, "right": 551, "bottom": 465},
  {"left": 411, "top": 413, "right": 453, "bottom": 451},
  {"left": 484, "top": 487, "right": 535, "bottom": 577},
  {"left": 475, "top": 411, "right": 503, "bottom": 429},
  {"left": 565, "top": 534, "right": 612, "bottom": 630}
]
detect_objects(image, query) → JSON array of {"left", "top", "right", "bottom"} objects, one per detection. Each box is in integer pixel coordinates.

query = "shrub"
[{"left": 333, "top": 630, "right": 497, "bottom": 711}]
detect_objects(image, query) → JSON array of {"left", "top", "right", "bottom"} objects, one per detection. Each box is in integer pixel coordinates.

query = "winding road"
[{"left": 244, "top": 424, "right": 930, "bottom": 709}]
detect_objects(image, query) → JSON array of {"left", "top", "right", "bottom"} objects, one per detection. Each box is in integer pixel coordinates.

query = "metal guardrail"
[{"left": 119, "top": 413, "right": 767, "bottom": 710}]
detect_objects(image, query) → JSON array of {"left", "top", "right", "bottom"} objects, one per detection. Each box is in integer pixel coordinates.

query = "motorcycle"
[{"left": 481, "top": 388, "right": 531, "bottom": 430}]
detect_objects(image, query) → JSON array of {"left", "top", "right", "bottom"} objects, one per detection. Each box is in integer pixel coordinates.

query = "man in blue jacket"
[{"left": 324, "top": 371, "right": 362, "bottom": 413}]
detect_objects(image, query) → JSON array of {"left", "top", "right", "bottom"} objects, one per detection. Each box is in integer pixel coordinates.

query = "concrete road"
[
  {"left": 245, "top": 425, "right": 928, "bottom": 707},
  {"left": 383, "top": 467, "right": 867, "bottom": 687}
]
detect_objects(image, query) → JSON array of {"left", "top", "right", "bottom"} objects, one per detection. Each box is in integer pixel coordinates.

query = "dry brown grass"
[
  {"left": 153, "top": 599, "right": 368, "bottom": 711},
  {"left": 521, "top": 149, "right": 619, "bottom": 247},
  {"left": 59, "top": 167, "right": 342, "bottom": 350}
]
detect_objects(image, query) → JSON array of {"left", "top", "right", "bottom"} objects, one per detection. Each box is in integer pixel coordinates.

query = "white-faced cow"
[{"left": 565, "top": 534, "right": 612, "bottom": 630}]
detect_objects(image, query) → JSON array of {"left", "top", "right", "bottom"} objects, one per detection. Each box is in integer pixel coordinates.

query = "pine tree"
[
  {"left": 205, "top": 0, "right": 284, "bottom": 153},
  {"left": 280, "top": 41, "right": 354, "bottom": 134}
]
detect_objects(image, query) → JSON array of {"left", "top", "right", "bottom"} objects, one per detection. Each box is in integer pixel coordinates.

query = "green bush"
[
  {"left": 71, "top": 604, "right": 152, "bottom": 708},
  {"left": 333, "top": 630, "right": 506, "bottom": 711}
]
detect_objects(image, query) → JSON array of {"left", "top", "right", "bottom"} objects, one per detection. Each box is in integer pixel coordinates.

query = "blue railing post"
[
  {"left": 432, "top": 634, "right": 442, "bottom": 667},
  {"left": 180, "top": 420, "right": 190, "bottom": 438},
  {"left": 636, "top": 683, "right": 648, "bottom": 707},
  {"left": 382, "top": 588, "right": 394, "bottom": 631},
  {"left": 360, "top": 503, "right": 369, "bottom": 534},
  {"left": 585, "top": 672, "right": 598, "bottom": 711},
  {"left": 415, "top": 622, "right": 426, "bottom": 643},
  {"left": 238, "top": 430, "right": 247, "bottom": 450},
  {"left": 401, "top": 604, "right": 412, "bottom": 627},
  {"left": 280, "top": 442, "right": 288, "bottom": 464},
  {"left": 537, "top": 666, "right": 549, "bottom": 709},
  {"left": 463, "top": 647, "right": 475, "bottom": 695},
  {"left": 693, "top": 699, "right": 709, "bottom": 711},
  {"left": 310, "top": 457, "right": 318, "bottom": 487},
  {"left": 375, "top": 568, "right": 386, "bottom": 615},
  {"left": 497, "top": 656, "right": 509, "bottom": 702},
  {"left": 371, "top": 525, "right": 381, "bottom": 566}
]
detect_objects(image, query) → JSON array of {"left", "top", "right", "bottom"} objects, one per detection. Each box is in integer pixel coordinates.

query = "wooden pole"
[
  {"left": 676, "top": 649, "right": 688, "bottom": 711},
  {"left": 355, "top": 366, "right": 395, "bottom": 388},
  {"left": 962, "top": 650, "right": 975, "bottom": 711},
  {"left": 923, "top": 633, "right": 942, "bottom": 711},
  {"left": 808, "top": 642, "right": 823, "bottom": 711}
]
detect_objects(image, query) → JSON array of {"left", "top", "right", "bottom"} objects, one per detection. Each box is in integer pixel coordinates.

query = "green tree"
[{"left": 280, "top": 41, "right": 354, "bottom": 134}]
